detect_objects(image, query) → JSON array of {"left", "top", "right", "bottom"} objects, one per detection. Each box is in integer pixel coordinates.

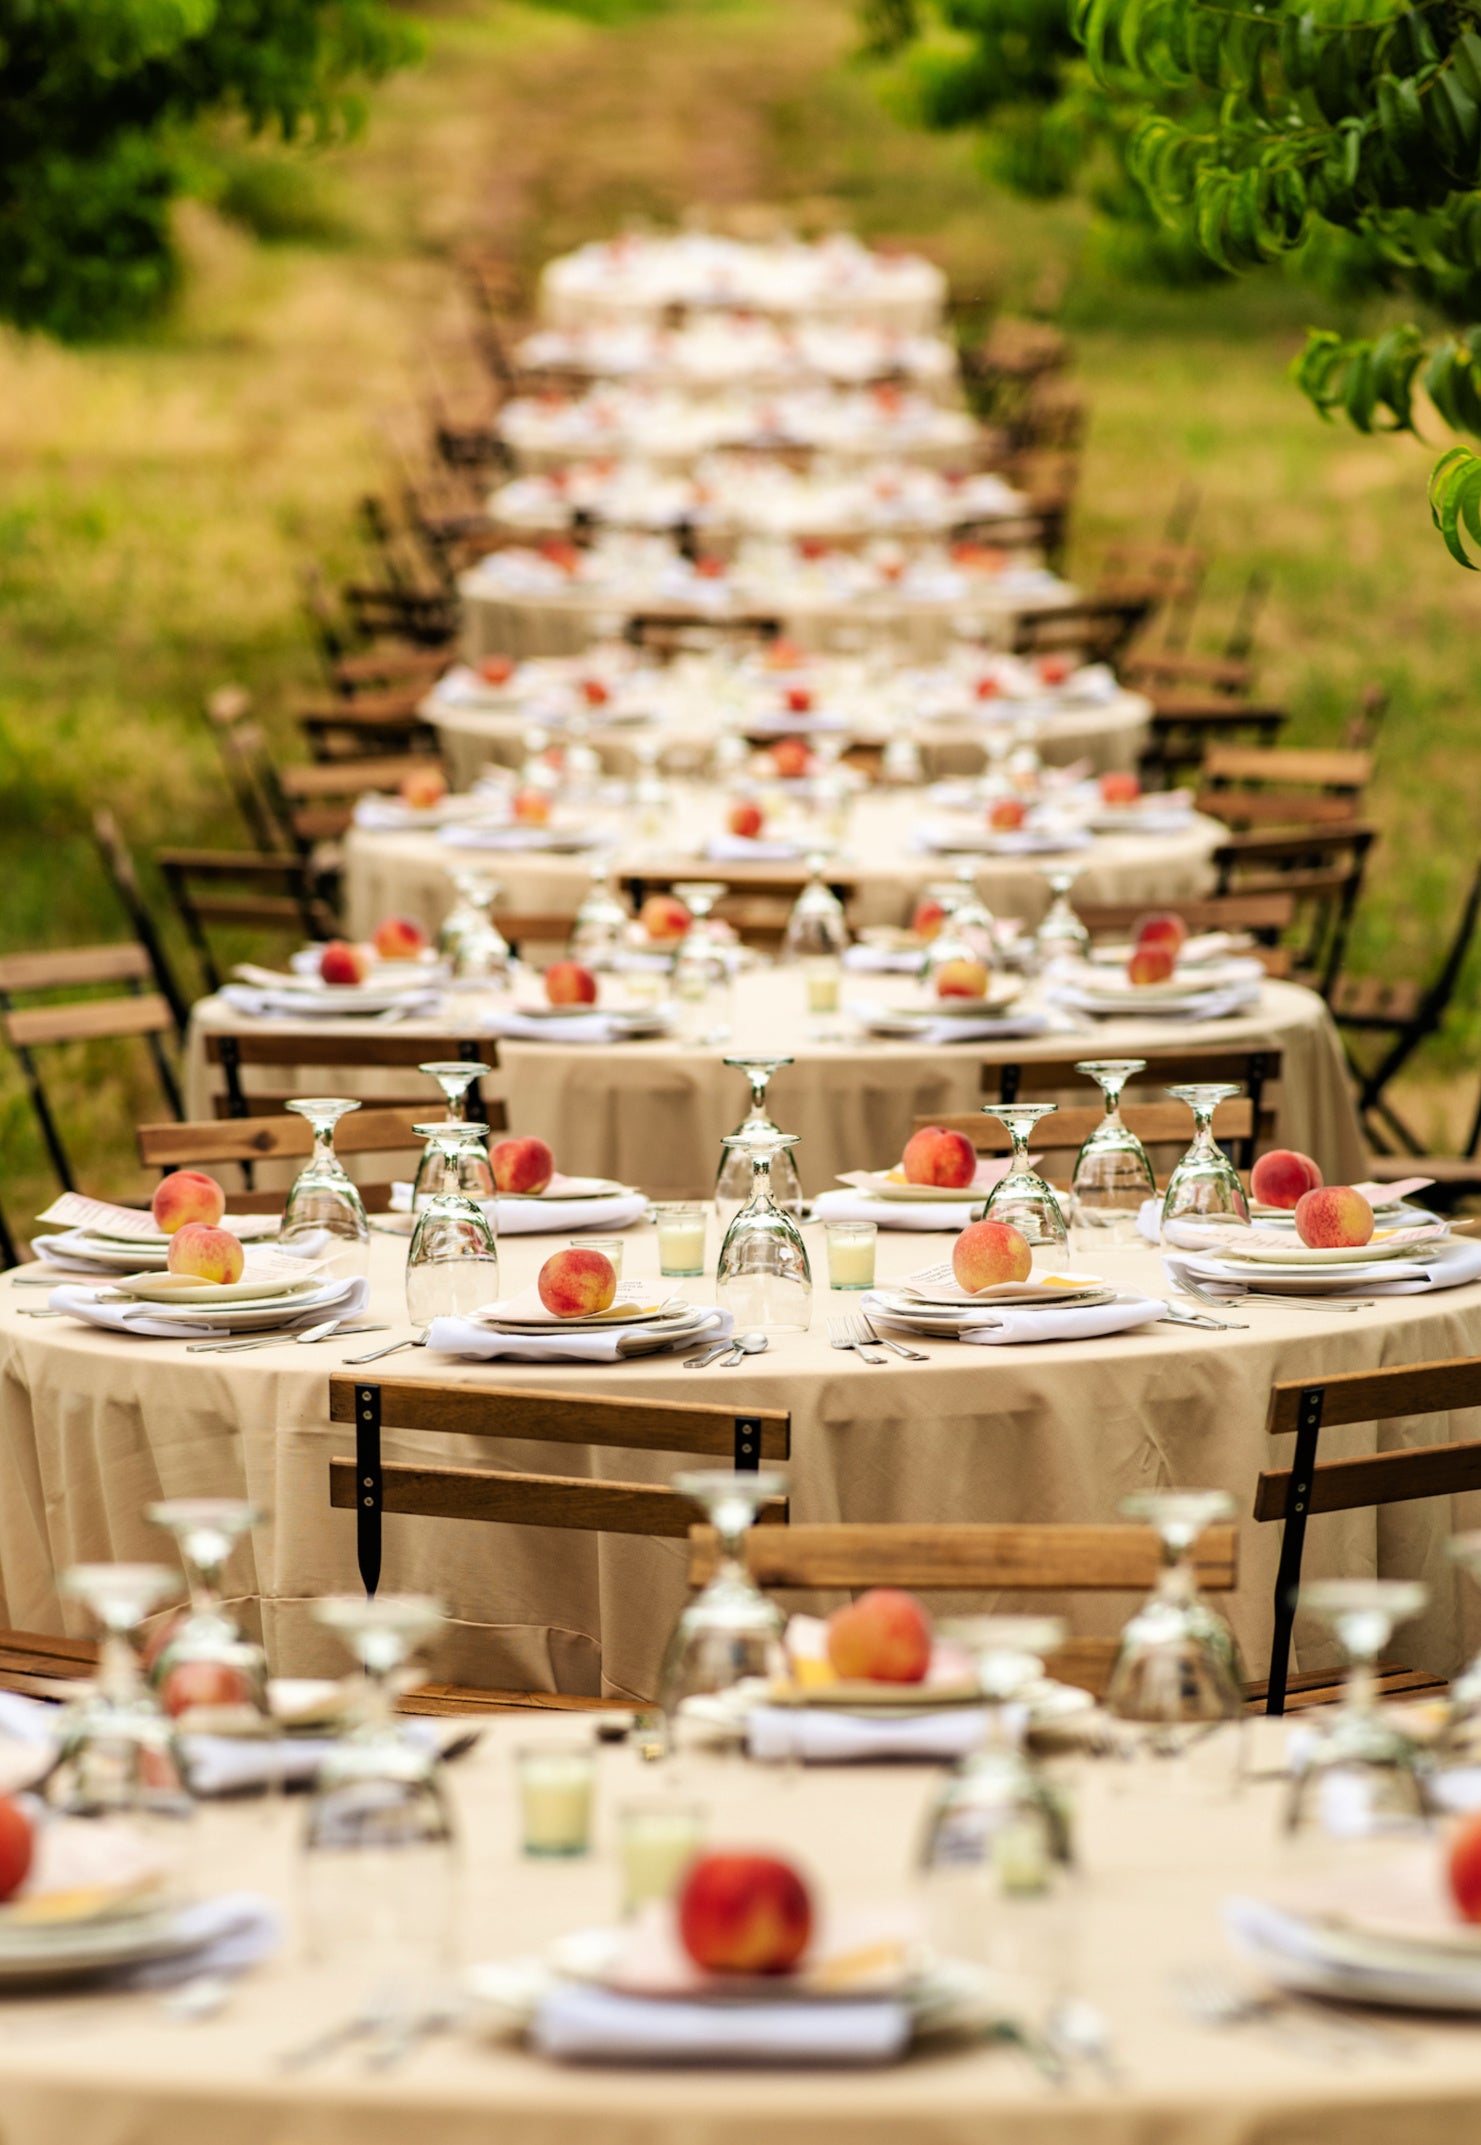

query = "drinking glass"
[
  {"left": 1069, "top": 1060, "right": 1156, "bottom": 1242},
  {"left": 981, "top": 1103, "right": 1068, "bottom": 1250},
  {"left": 1285, "top": 1579, "right": 1432, "bottom": 1836},
  {"left": 278, "top": 1098, "right": 371, "bottom": 1280},
  {"left": 715, "top": 1128, "right": 812, "bottom": 1330},
  {"left": 515, "top": 1742, "right": 595, "bottom": 1857},
  {"left": 301, "top": 1595, "right": 458, "bottom": 1984},
  {"left": 406, "top": 1122, "right": 499, "bottom": 1323},
  {"left": 825, "top": 1221, "right": 877, "bottom": 1290},
  {"left": 1160, "top": 1084, "right": 1250, "bottom": 1232},
  {"left": 652, "top": 1202, "right": 708, "bottom": 1278},
  {"left": 145, "top": 1499, "right": 271, "bottom": 1742},
  {"left": 781, "top": 853, "right": 849, "bottom": 962},
  {"left": 947, "top": 862, "right": 998, "bottom": 968},
  {"left": 441, "top": 871, "right": 510, "bottom": 984},
  {"left": 658, "top": 1471, "right": 788, "bottom": 1743},
  {"left": 570, "top": 863, "right": 631, "bottom": 968},
  {"left": 48, "top": 1564, "right": 190, "bottom": 1822},
  {"left": 1443, "top": 1533, "right": 1481, "bottom": 1765},
  {"left": 411, "top": 1062, "right": 495, "bottom": 1209},
  {"left": 672, "top": 881, "right": 731, "bottom": 1042},
  {"left": 1035, "top": 869, "right": 1089, "bottom": 966},
  {"left": 714, "top": 1056, "right": 803, "bottom": 1225},
  {"left": 1105, "top": 1490, "right": 1245, "bottom": 1791}
]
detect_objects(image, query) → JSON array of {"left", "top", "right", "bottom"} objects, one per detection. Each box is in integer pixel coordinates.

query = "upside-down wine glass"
[
  {"left": 947, "top": 861, "right": 998, "bottom": 969},
  {"left": 714, "top": 1057, "right": 803, "bottom": 1227},
  {"left": 441, "top": 872, "right": 511, "bottom": 985},
  {"left": 1285, "top": 1579, "right": 1432, "bottom": 1836},
  {"left": 1069, "top": 1060, "right": 1156, "bottom": 1242},
  {"left": 47, "top": 1564, "right": 191, "bottom": 1825},
  {"left": 570, "top": 862, "right": 632, "bottom": 969},
  {"left": 672, "top": 881, "right": 732, "bottom": 1042},
  {"left": 411, "top": 1062, "right": 495, "bottom": 1209},
  {"left": 1443, "top": 1533, "right": 1481, "bottom": 1766},
  {"left": 981, "top": 1103, "right": 1068, "bottom": 1250},
  {"left": 145, "top": 1500, "right": 271, "bottom": 1745},
  {"left": 1160, "top": 1084, "right": 1250, "bottom": 1232},
  {"left": 781, "top": 853, "right": 849, "bottom": 963},
  {"left": 301, "top": 1595, "right": 458, "bottom": 1989},
  {"left": 406, "top": 1122, "right": 499, "bottom": 1324},
  {"left": 1105, "top": 1491, "right": 1245, "bottom": 1792},
  {"left": 658, "top": 1471, "right": 788, "bottom": 1753},
  {"left": 278, "top": 1099, "right": 371, "bottom": 1280},
  {"left": 1035, "top": 868, "right": 1090, "bottom": 967},
  {"left": 715, "top": 1127, "right": 812, "bottom": 1330}
]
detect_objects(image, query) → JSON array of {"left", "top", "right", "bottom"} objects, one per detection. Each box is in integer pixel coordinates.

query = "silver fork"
[
  {"left": 345, "top": 1328, "right": 429, "bottom": 1364},
  {"left": 1178, "top": 1271, "right": 1372, "bottom": 1316},
  {"left": 851, "top": 1310, "right": 926, "bottom": 1361},
  {"left": 828, "top": 1316, "right": 887, "bottom": 1364}
]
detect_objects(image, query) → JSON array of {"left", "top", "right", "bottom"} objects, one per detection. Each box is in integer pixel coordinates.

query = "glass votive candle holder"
[
  {"left": 803, "top": 955, "right": 841, "bottom": 1015},
  {"left": 617, "top": 1799, "right": 707, "bottom": 1916},
  {"left": 824, "top": 1220, "right": 877, "bottom": 1290},
  {"left": 569, "top": 1237, "right": 625, "bottom": 1279},
  {"left": 624, "top": 970, "right": 666, "bottom": 1009},
  {"left": 515, "top": 1741, "right": 595, "bottom": 1858},
  {"left": 652, "top": 1202, "right": 707, "bottom": 1277}
]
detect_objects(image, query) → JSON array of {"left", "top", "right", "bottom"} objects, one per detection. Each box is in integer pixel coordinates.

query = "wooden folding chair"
[
  {"left": 89, "top": 809, "right": 191, "bottom": 1036},
  {"left": 202, "top": 688, "right": 294, "bottom": 854},
  {"left": 300, "top": 565, "right": 452, "bottom": 699},
  {"left": 687, "top": 1521, "right": 1237, "bottom": 1702},
  {"left": 326, "top": 1377, "right": 792, "bottom": 1708},
  {"left": 1141, "top": 699, "right": 1288, "bottom": 784},
  {"left": 1010, "top": 594, "right": 1152, "bottom": 668},
  {"left": 0, "top": 946, "right": 183, "bottom": 1190},
  {"left": 1212, "top": 823, "right": 1376, "bottom": 999},
  {"left": 157, "top": 850, "right": 338, "bottom": 995},
  {"left": 200, "top": 1029, "right": 505, "bottom": 1124},
  {"left": 0, "top": 1628, "right": 100, "bottom": 1701},
  {"left": 1255, "top": 1356, "right": 1481, "bottom": 1713},
  {"left": 1198, "top": 745, "right": 1373, "bottom": 831},
  {"left": 138, "top": 1106, "right": 438, "bottom": 1214}
]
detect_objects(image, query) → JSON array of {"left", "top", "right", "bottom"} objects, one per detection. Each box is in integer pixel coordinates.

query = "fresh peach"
[
  {"left": 640, "top": 893, "right": 691, "bottom": 943},
  {"left": 1251, "top": 1149, "right": 1324, "bottom": 1210},
  {"left": 784, "top": 687, "right": 813, "bottom": 714},
  {"left": 911, "top": 896, "right": 947, "bottom": 941},
  {"left": 545, "top": 960, "right": 598, "bottom": 1007},
  {"left": 695, "top": 555, "right": 726, "bottom": 580},
  {"left": 167, "top": 1224, "right": 245, "bottom": 1285},
  {"left": 319, "top": 938, "right": 368, "bottom": 986},
  {"left": 398, "top": 765, "right": 447, "bottom": 811},
  {"left": 479, "top": 654, "right": 516, "bottom": 686},
  {"left": 512, "top": 787, "right": 552, "bottom": 827},
  {"left": 537, "top": 1246, "right": 617, "bottom": 1317},
  {"left": 727, "top": 798, "right": 764, "bottom": 839},
  {"left": 1450, "top": 1814, "right": 1481, "bottom": 1922},
  {"left": 1126, "top": 942, "right": 1177, "bottom": 986},
  {"left": 797, "top": 537, "right": 830, "bottom": 561},
  {"left": 678, "top": 1853, "right": 813, "bottom": 1976},
  {"left": 150, "top": 1169, "right": 225, "bottom": 1236},
  {"left": 371, "top": 916, "right": 428, "bottom": 962},
  {"left": 762, "top": 637, "right": 806, "bottom": 671},
  {"left": 1294, "top": 1185, "right": 1375, "bottom": 1250},
  {"left": 952, "top": 1217, "right": 1033, "bottom": 1290},
  {"left": 1038, "top": 655, "right": 1073, "bottom": 686},
  {"left": 935, "top": 956, "right": 990, "bottom": 1000},
  {"left": 539, "top": 538, "right": 582, "bottom": 576},
  {"left": 988, "top": 797, "right": 1026, "bottom": 832},
  {"left": 974, "top": 675, "right": 1001, "bottom": 700},
  {"left": 1098, "top": 770, "right": 1141, "bottom": 806},
  {"left": 826, "top": 1589, "right": 933, "bottom": 1684},
  {"left": 901, "top": 1126, "right": 977, "bottom": 1189},
  {"left": 770, "top": 738, "right": 812, "bottom": 780},
  {"left": 0, "top": 1798, "right": 34, "bottom": 1904},
  {"left": 1133, "top": 910, "right": 1188, "bottom": 952},
  {"left": 491, "top": 1136, "right": 555, "bottom": 1196},
  {"left": 580, "top": 677, "right": 611, "bottom": 706},
  {"left": 161, "top": 1660, "right": 255, "bottom": 1719}
]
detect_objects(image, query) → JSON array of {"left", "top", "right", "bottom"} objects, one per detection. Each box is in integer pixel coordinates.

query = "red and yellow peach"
[{"left": 952, "top": 1217, "right": 1033, "bottom": 1291}]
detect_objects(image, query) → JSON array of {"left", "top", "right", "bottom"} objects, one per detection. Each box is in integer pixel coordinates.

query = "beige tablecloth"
[
  {"left": 5, "top": 1206, "right": 1474, "bottom": 1700},
  {"left": 0, "top": 1719, "right": 1474, "bottom": 2144},
  {"left": 341, "top": 792, "right": 1221, "bottom": 942},
  {"left": 186, "top": 974, "right": 1365, "bottom": 1197}
]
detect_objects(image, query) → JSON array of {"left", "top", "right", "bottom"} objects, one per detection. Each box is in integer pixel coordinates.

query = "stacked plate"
[
  {"left": 1173, "top": 1221, "right": 1462, "bottom": 1299},
  {"left": 503, "top": 1004, "right": 676, "bottom": 1039},
  {"left": 866, "top": 1265, "right": 1113, "bottom": 1337},
  {"left": 0, "top": 1822, "right": 202, "bottom": 1988},
  {"left": 92, "top": 1268, "right": 357, "bottom": 1334},
  {"left": 836, "top": 1162, "right": 1008, "bottom": 1204},
  {"left": 1227, "top": 1848, "right": 1481, "bottom": 2011},
  {"left": 34, "top": 1214, "right": 279, "bottom": 1274},
  {"left": 470, "top": 1285, "right": 716, "bottom": 1357},
  {"left": 228, "top": 963, "right": 445, "bottom": 1018},
  {"left": 439, "top": 820, "right": 602, "bottom": 854}
]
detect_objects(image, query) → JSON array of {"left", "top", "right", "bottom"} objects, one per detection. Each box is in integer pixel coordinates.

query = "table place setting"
[
  {"left": 222, "top": 959, "right": 448, "bottom": 1022},
  {"left": 47, "top": 1258, "right": 372, "bottom": 1342},
  {"left": 1159, "top": 1213, "right": 1481, "bottom": 1303},
  {"left": 387, "top": 1169, "right": 650, "bottom": 1236},
  {"left": 860, "top": 1257, "right": 1167, "bottom": 1347},
  {"left": 813, "top": 1157, "right": 1015, "bottom": 1232},
  {"left": 1044, "top": 952, "right": 1266, "bottom": 1024},
  {"left": 426, "top": 1269, "right": 731, "bottom": 1363},
  {"left": 27, "top": 1191, "right": 280, "bottom": 1276}
]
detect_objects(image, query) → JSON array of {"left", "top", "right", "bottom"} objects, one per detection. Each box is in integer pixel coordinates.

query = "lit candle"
[
  {"left": 825, "top": 1221, "right": 877, "bottom": 1290},
  {"left": 569, "top": 1237, "right": 625, "bottom": 1279},
  {"left": 804, "top": 957, "right": 841, "bottom": 1014},
  {"left": 617, "top": 1799, "right": 707, "bottom": 1914},
  {"left": 515, "top": 1743, "right": 595, "bottom": 1858},
  {"left": 653, "top": 1203, "right": 707, "bottom": 1277}
]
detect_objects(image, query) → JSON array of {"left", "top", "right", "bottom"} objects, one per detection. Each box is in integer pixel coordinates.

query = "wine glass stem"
[
  {"left": 1346, "top": 1650, "right": 1378, "bottom": 1719},
  {"left": 100, "top": 1630, "right": 141, "bottom": 1709},
  {"left": 190, "top": 1560, "right": 224, "bottom": 1619}
]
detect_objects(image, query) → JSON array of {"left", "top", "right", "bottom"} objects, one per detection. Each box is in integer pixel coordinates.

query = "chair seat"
[
  {"left": 0, "top": 1627, "right": 98, "bottom": 1700},
  {"left": 396, "top": 1683, "right": 634, "bottom": 1718}
]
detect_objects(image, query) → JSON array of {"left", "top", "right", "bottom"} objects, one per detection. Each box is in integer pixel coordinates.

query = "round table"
[
  {"left": 422, "top": 652, "right": 1151, "bottom": 788},
  {"left": 515, "top": 314, "right": 961, "bottom": 400},
  {"left": 0, "top": 1717, "right": 1474, "bottom": 2144},
  {"left": 3, "top": 1220, "right": 1479, "bottom": 1702},
  {"left": 340, "top": 791, "right": 1216, "bottom": 944},
  {"left": 187, "top": 973, "right": 1367, "bottom": 1199},
  {"left": 457, "top": 546, "right": 1075, "bottom": 664},
  {"left": 539, "top": 231, "right": 948, "bottom": 333}
]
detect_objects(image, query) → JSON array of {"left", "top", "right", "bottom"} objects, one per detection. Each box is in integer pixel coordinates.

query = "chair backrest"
[
  {"left": 1213, "top": 823, "right": 1376, "bottom": 998},
  {"left": 275, "top": 753, "right": 445, "bottom": 840},
  {"left": 201, "top": 1029, "right": 505, "bottom": 1126},
  {"left": 1010, "top": 595, "right": 1150, "bottom": 667},
  {"left": 0, "top": 945, "right": 182, "bottom": 1190},
  {"left": 203, "top": 690, "right": 294, "bottom": 855},
  {"left": 137, "top": 1106, "right": 431, "bottom": 1214},
  {"left": 1199, "top": 745, "right": 1373, "bottom": 830},
  {"left": 328, "top": 1375, "right": 792, "bottom": 1602},
  {"left": 1255, "top": 1356, "right": 1481, "bottom": 1714},
  {"left": 156, "top": 848, "right": 337, "bottom": 995},
  {"left": 89, "top": 810, "right": 190, "bottom": 1035}
]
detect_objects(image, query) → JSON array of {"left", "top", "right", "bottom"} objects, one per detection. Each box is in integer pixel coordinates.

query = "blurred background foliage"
[{"left": 0, "top": 0, "right": 1479, "bottom": 1216}]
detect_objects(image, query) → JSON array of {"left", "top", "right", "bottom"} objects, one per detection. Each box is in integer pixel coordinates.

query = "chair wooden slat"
[
  {"left": 1074, "top": 893, "right": 1295, "bottom": 937},
  {"left": 6, "top": 993, "right": 175, "bottom": 1048},
  {"left": 139, "top": 1107, "right": 427, "bottom": 1168},
  {"left": 688, "top": 1521, "right": 1236, "bottom": 1592},
  {"left": 1267, "top": 1356, "right": 1481, "bottom": 1435},
  {"left": 330, "top": 1460, "right": 787, "bottom": 1539},
  {"left": 1254, "top": 1437, "right": 1481, "bottom": 1521},
  {"left": 0, "top": 944, "right": 153, "bottom": 993},
  {"left": 327, "top": 1377, "right": 791, "bottom": 1460},
  {"left": 204, "top": 1031, "right": 496, "bottom": 1071},
  {"left": 1203, "top": 745, "right": 1372, "bottom": 790}
]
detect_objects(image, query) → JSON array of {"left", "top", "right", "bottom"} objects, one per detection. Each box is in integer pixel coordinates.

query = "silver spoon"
[
  {"left": 345, "top": 1329, "right": 429, "bottom": 1365},
  {"left": 714, "top": 1331, "right": 769, "bottom": 1368}
]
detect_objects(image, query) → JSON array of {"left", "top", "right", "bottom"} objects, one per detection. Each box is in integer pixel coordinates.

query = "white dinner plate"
[
  {"left": 1212, "top": 1231, "right": 1446, "bottom": 1268},
  {"left": 107, "top": 1272, "right": 325, "bottom": 1306},
  {"left": 84, "top": 1279, "right": 352, "bottom": 1331},
  {"left": 838, "top": 1169, "right": 998, "bottom": 1204},
  {"left": 477, "top": 1303, "right": 691, "bottom": 1334},
  {"left": 498, "top": 1177, "right": 631, "bottom": 1201}
]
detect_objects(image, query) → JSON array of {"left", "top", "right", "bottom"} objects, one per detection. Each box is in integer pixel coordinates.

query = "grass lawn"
[{"left": 2, "top": 0, "right": 1479, "bottom": 1219}]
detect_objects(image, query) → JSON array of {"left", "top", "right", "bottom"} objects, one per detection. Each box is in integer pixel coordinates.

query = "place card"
[
  {"left": 37, "top": 1194, "right": 168, "bottom": 1242},
  {"left": 894, "top": 1259, "right": 1104, "bottom": 1305}
]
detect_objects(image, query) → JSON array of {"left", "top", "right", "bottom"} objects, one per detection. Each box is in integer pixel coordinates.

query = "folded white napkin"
[
  {"left": 702, "top": 834, "right": 806, "bottom": 863},
  {"left": 478, "top": 1010, "right": 672, "bottom": 1046},
  {"left": 812, "top": 1190, "right": 979, "bottom": 1231},
  {"left": 184, "top": 1720, "right": 443, "bottom": 1798},
  {"left": 845, "top": 1000, "right": 1053, "bottom": 1047},
  {"left": 1164, "top": 1237, "right": 1481, "bottom": 1299},
  {"left": 439, "top": 824, "right": 602, "bottom": 853},
  {"left": 842, "top": 945, "right": 925, "bottom": 974},
  {"left": 532, "top": 1980, "right": 911, "bottom": 2066},
  {"left": 120, "top": 1891, "right": 285, "bottom": 1990},
  {"left": 46, "top": 1275, "right": 369, "bottom": 1341},
  {"left": 1048, "top": 983, "right": 1261, "bottom": 1023},
  {"left": 219, "top": 984, "right": 446, "bottom": 1023},
  {"left": 866, "top": 1288, "right": 1166, "bottom": 1346},
  {"left": 747, "top": 1704, "right": 987, "bottom": 1764},
  {"left": 427, "top": 1307, "right": 731, "bottom": 1362},
  {"left": 390, "top": 1185, "right": 650, "bottom": 1235}
]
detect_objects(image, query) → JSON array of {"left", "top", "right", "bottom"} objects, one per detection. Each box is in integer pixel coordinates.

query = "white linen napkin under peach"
[{"left": 532, "top": 1980, "right": 910, "bottom": 2065}]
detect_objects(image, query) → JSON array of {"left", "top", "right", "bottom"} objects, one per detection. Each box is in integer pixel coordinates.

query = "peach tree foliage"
[
  {"left": 0, "top": 0, "right": 419, "bottom": 339},
  {"left": 865, "top": 0, "right": 1481, "bottom": 564}
]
